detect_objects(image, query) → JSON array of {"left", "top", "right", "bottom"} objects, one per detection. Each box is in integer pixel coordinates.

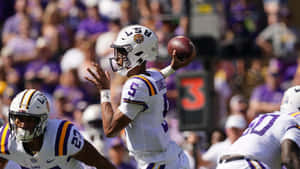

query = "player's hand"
[
  {"left": 85, "top": 62, "right": 111, "bottom": 91},
  {"left": 170, "top": 48, "right": 196, "bottom": 70}
]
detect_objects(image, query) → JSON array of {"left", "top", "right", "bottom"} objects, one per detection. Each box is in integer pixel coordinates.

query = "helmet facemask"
[
  {"left": 9, "top": 112, "right": 48, "bottom": 142},
  {"left": 110, "top": 44, "right": 144, "bottom": 76}
]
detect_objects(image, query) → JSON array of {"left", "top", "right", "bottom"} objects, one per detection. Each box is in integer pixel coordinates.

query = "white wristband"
[
  {"left": 160, "top": 65, "right": 175, "bottom": 78},
  {"left": 101, "top": 89, "right": 111, "bottom": 103}
]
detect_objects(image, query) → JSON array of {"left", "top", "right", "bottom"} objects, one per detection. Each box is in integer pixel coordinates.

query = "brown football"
[{"left": 167, "top": 36, "right": 195, "bottom": 62}]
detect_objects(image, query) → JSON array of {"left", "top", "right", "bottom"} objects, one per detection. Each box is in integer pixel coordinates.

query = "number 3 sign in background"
[
  {"left": 180, "top": 77, "right": 205, "bottom": 111},
  {"left": 176, "top": 72, "right": 213, "bottom": 131}
]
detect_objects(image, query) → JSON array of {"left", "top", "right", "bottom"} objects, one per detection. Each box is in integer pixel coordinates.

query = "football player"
[
  {"left": 86, "top": 25, "right": 193, "bottom": 169},
  {"left": 0, "top": 89, "right": 116, "bottom": 169},
  {"left": 81, "top": 104, "right": 108, "bottom": 156},
  {"left": 216, "top": 85, "right": 300, "bottom": 169},
  {"left": 280, "top": 85, "right": 300, "bottom": 119}
]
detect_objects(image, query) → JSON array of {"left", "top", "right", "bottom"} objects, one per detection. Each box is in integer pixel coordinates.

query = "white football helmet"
[
  {"left": 110, "top": 25, "right": 158, "bottom": 76},
  {"left": 280, "top": 85, "right": 300, "bottom": 114},
  {"left": 82, "top": 104, "right": 102, "bottom": 128},
  {"left": 9, "top": 89, "right": 49, "bottom": 142},
  {"left": 82, "top": 104, "right": 105, "bottom": 154}
]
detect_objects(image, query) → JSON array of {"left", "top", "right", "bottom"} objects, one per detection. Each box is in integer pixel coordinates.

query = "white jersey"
[
  {"left": 224, "top": 111, "right": 300, "bottom": 169},
  {"left": 0, "top": 119, "right": 85, "bottom": 169},
  {"left": 118, "top": 69, "right": 173, "bottom": 163},
  {"left": 202, "top": 139, "right": 232, "bottom": 169}
]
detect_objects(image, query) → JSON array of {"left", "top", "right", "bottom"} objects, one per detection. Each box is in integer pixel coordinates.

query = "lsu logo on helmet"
[{"left": 134, "top": 34, "right": 144, "bottom": 44}]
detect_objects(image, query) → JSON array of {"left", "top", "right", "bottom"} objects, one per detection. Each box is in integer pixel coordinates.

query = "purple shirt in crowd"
[
  {"left": 78, "top": 18, "right": 109, "bottom": 35},
  {"left": 53, "top": 86, "right": 86, "bottom": 106},
  {"left": 25, "top": 60, "right": 61, "bottom": 75},
  {"left": 3, "top": 14, "right": 23, "bottom": 35},
  {"left": 250, "top": 84, "right": 284, "bottom": 104}
]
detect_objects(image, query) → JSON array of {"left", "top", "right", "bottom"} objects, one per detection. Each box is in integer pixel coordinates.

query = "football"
[{"left": 167, "top": 36, "right": 195, "bottom": 62}]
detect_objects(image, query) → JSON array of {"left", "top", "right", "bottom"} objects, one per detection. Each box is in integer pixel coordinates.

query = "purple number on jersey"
[
  {"left": 243, "top": 114, "right": 279, "bottom": 136},
  {"left": 128, "top": 82, "right": 139, "bottom": 96},
  {"left": 71, "top": 130, "right": 82, "bottom": 148},
  {"left": 161, "top": 120, "right": 168, "bottom": 133}
]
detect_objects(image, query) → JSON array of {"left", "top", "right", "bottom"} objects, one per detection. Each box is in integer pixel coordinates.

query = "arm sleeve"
[{"left": 281, "top": 125, "right": 300, "bottom": 148}]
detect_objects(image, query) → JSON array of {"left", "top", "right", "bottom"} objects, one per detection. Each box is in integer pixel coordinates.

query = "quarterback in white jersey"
[
  {"left": 0, "top": 89, "right": 116, "bottom": 169},
  {"left": 216, "top": 111, "right": 300, "bottom": 169},
  {"left": 86, "top": 25, "right": 193, "bottom": 169}
]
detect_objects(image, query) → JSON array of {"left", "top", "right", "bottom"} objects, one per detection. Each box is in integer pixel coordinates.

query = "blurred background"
[{"left": 0, "top": 0, "right": 299, "bottom": 168}]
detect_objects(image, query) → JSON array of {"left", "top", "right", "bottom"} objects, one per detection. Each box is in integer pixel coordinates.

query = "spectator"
[
  {"left": 55, "top": 69, "right": 86, "bottom": 103},
  {"left": 244, "top": 58, "right": 265, "bottom": 98},
  {"left": 60, "top": 30, "right": 88, "bottom": 72},
  {"left": 209, "top": 129, "right": 226, "bottom": 146},
  {"left": 182, "top": 131, "right": 204, "bottom": 169},
  {"left": 228, "top": 94, "right": 248, "bottom": 116},
  {"left": 58, "top": 0, "right": 85, "bottom": 32},
  {"left": 2, "top": 0, "right": 39, "bottom": 44},
  {"left": 50, "top": 89, "right": 74, "bottom": 121},
  {"left": 52, "top": 69, "right": 87, "bottom": 119},
  {"left": 1, "top": 16, "right": 37, "bottom": 83},
  {"left": 220, "top": 0, "right": 265, "bottom": 59},
  {"left": 78, "top": 1, "right": 109, "bottom": 42},
  {"left": 256, "top": 8, "right": 298, "bottom": 61},
  {"left": 199, "top": 114, "right": 247, "bottom": 169},
  {"left": 24, "top": 37, "right": 61, "bottom": 93},
  {"left": 98, "top": 0, "right": 122, "bottom": 20},
  {"left": 247, "top": 58, "right": 284, "bottom": 121},
  {"left": 42, "top": 1, "right": 70, "bottom": 54}
]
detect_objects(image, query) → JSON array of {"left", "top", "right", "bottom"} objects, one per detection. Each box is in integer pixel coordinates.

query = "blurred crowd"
[{"left": 0, "top": 0, "right": 299, "bottom": 169}]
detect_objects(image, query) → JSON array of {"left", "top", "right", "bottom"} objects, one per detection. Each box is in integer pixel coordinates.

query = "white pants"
[{"left": 216, "top": 158, "right": 270, "bottom": 169}]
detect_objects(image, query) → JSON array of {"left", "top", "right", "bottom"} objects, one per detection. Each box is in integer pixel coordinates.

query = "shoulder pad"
[
  {"left": 130, "top": 75, "right": 157, "bottom": 96},
  {"left": 288, "top": 112, "right": 300, "bottom": 118},
  {"left": 55, "top": 120, "right": 74, "bottom": 156}
]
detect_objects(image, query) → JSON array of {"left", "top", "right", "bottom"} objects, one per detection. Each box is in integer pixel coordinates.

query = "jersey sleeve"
[
  {"left": 0, "top": 124, "right": 12, "bottom": 155},
  {"left": 118, "top": 77, "right": 150, "bottom": 120},
  {"left": 281, "top": 124, "right": 300, "bottom": 148},
  {"left": 55, "top": 120, "right": 84, "bottom": 156}
]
